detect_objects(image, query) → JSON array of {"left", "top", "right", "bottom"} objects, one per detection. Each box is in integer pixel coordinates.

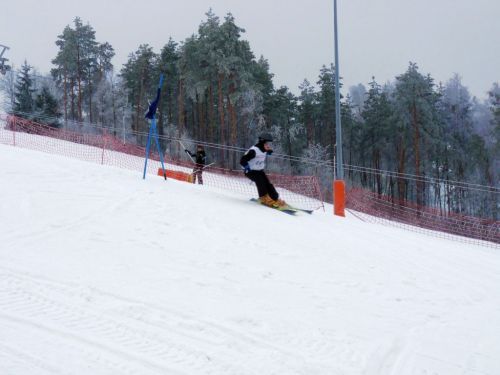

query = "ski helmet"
[{"left": 258, "top": 133, "right": 273, "bottom": 143}]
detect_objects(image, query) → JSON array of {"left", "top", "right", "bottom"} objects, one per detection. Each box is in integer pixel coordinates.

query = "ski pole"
[
  {"left": 178, "top": 140, "right": 195, "bottom": 163},
  {"left": 201, "top": 162, "right": 215, "bottom": 171},
  {"left": 191, "top": 162, "right": 215, "bottom": 175}
]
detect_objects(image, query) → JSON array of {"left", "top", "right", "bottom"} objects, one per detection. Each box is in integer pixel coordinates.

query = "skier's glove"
[
  {"left": 243, "top": 165, "right": 251, "bottom": 174},
  {"left": 184, "top": 149, "right": 189, "bottom": 153}
]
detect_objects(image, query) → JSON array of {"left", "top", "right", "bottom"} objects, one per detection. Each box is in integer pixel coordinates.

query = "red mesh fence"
[
  {"left": 2, "top": 113, "right": 498, "bottom": 247},
  {"left": 162, "top": 156, "right": 324, "bottom": 209},
  {"left": 346, "top": 188, "right": 500, "bottom": 247},
  {"left": 0, "top": 114, "right": 324, "bottom": 211}
]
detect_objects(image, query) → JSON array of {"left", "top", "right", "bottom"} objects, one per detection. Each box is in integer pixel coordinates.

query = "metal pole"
[
  {"left": 122, "top": 113, "right": 125, "bottom": 143},
  {"left": 143, "top": 119, "right": 154, "bottom": 179},
  {"left": 333, "top": 0, "right": 344, "bottom": 180}
]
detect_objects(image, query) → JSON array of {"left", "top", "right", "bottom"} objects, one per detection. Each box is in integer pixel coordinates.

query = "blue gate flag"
[{"left": 145, "top": 87, "right": 161, "bottom": 120}]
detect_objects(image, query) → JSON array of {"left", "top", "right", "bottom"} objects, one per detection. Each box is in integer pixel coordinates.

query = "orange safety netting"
[
  {"left": 2, "top": 114, "right": 499, "bottom": 247},
  {"left": 0, "top": 114, "right": 324, "bottom": 211},
  {"left": 346, "top": 188, "right": 500, "bottom": 246}
]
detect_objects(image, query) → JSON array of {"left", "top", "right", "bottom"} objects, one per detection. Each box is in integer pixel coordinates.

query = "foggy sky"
[{"left": 2, "top": 0, "right": 499, "bottom": 99}]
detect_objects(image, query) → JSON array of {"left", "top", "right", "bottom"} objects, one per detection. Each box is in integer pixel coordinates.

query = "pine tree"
[
  {"left": 250, "top": 56, "right": 274, "bottom": 144},
  {"left": 253, "top": 56, "right": 274, "bottom": 114},
  {"left": 197, "top": 9, "right": 221, "bottom": 142},
  {"left": 298, "top": 79, "right": 317, "bottom": 147},
  {"left": 488, "top": 83, "right": 499, "bottom": 158},
  {"left": 51, "top": 18, "right": 114, "bottom": 124},
  {"left": 440, "top": 74, "right": 476, "bottom": 214},
  {"left": 360, "top": 78, "right": 393, "bottom": 193},
  {"left": 91, "top": 42, "right": 115, "bottom": 122},
  {"left": 13, "top": 61, "right": 35, "bottom": 117},
  {"left": 52, "top": 25, "right": 76, "bottom": 122},
  {"left": 157, "top": 38, "right": 180, "bottom": 132},
  {"left": 341, "top": 95, "right": 361, "bottom": 180},
  {"left": 393, "top": 62, "right": 438, "bottom": 207},
  {"left": 266, "top": 86, "right": 302, "bottom": 172},
  {"left": 316, "top": 64, "right": 339, "bottom": 159},
  {"left": 33, "top": 85, "right": 61, "bottom": 127},
  {"left": 348, "top": 84, "right": 367, "bottom": 119},
  {"left": 120, "top": 44, "right": 157, "bottom": 135}
]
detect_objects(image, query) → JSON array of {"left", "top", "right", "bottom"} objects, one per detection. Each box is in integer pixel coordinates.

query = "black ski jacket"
[{"left": 187, "top": 150, "right": 206, "bottom": 166}]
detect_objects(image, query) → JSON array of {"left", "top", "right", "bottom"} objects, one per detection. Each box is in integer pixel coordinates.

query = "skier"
[
  {"left": 240, "top": 133, "right": 286, "bottom": 208},
  {"left": 185, "top": 144, "right": 206, "bottom": 184}
]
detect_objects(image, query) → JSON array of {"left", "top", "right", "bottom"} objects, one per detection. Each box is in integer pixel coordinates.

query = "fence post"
[
  {"left": 334, "top": 180, "right": 345, "bottom": 217},
  {"left": 101, "top": 129, "right": 107, "bottom": 165},
  {"left": 12, "top": 118, "right": 16, "bottom": 146}
]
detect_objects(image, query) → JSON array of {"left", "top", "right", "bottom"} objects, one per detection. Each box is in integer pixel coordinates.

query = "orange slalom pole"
[{"left": 333, "top": 180, "right": 345, "bottom": 217}]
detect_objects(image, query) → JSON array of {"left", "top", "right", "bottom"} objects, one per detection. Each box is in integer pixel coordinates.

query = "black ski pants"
[
  {"left": 245, "top": 170, "right": 279, "bottom": 200},
  {"left": 192, "top": 164, "right": 203, "bottom": 184}
]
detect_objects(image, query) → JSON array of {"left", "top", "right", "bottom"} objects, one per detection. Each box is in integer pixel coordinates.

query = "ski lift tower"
[{"left": 0, "top": 44, "right": 11, "bottom": 75}]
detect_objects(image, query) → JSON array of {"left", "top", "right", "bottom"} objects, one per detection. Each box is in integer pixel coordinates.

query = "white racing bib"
[{"left": 246, "top": 146, "right": 267, "bottom": 170}]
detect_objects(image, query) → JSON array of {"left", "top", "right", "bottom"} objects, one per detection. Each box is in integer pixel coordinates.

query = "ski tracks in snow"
[{"left": 0, "top": 267, "right": 343, "bottom": 375}]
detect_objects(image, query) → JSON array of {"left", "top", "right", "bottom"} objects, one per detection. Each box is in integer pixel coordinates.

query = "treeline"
[
  {"left": 345, "top": 70, "right": 498, "bottom": 219},
  {"left": 1, "top": 12, "right": 498, "bottom": 218}
]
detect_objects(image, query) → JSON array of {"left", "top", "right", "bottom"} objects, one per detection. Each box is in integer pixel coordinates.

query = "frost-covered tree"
[
  {"left": 120, "top": 44, "right": 157, "bottom": 134},
  {"left": 316, "top": 64, "right": 339, "bottom": 156},
  {"left": 0, "top": 66, "right": 16, "bottom": 111},
  {"left": 488, "top": 83, "right": 499, "bottom": 154},
  {"left": 265, "top": 86, "right": 304, "bottom": 173},
  {"left": 359, "top": 78, "right": 393, "bottom": 192},
  {"left": 157, "top": 38, "right": 180, "bottom": 132},
  {"left": 300, "top": 142, "right": 334, "bottom": 196},
  {"left": 298, "top": 79, "right": 317, "bottom": 147},
  {"left": 33, "top": 85, "right": 61, "bottom": 126},
  {"left": 392, "top": 62, "right": 439, "bottom": 205},
  {"left": 348, "top": 83, "right": 367, "bottom": 119},
  {"left": 51, "top": 17, "right": 114, "bottom": 123},
  {"left": 13, "top": 61, "right": 35, "bottom": 116}
]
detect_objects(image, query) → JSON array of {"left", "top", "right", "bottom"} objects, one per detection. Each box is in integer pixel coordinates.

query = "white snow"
[{"left": 1, "top": 143, "right": 500, "bottom": 375}]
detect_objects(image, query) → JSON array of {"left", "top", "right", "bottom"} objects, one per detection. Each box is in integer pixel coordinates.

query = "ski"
[
  {"left": 250, "top": 199, "right": 313, "bottom": 214},
  {"left": 286, "top": 205, "right": 314, "bottom": 215},
  {"left": 250, "top": 198, "right": 297, "bottom": 215},
  {"left": 250, "top": 199, "right": 314, "bottom": 214}
]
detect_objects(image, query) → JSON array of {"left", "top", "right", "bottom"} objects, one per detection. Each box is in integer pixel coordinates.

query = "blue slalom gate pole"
[
  {"left": 143, "top": 117, "right": 167, "bottom": 179},
  {"left": 143, "top": 74, "right": 167, "bottom": 180}
]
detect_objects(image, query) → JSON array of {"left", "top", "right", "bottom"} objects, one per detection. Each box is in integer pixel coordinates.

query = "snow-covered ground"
[{"left": 1, "top": 143, "right": 500, "bottom": 375}]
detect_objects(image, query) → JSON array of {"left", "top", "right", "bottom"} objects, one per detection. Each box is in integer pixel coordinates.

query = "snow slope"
[{"left": 1, "top": 144, "right": 500, "bottom": 375}]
